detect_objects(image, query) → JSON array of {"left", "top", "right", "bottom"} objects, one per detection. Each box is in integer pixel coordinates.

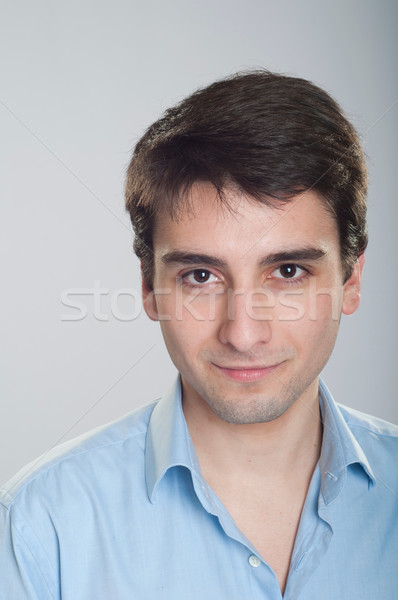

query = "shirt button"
[{"left": 248, "top": 554, "right": 261, "bottom": 568}]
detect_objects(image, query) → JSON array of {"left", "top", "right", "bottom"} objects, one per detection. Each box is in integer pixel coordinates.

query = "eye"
[
  {"left": 181, "top": 269, "right": 219, "bottom": 287},
  {"left": 271, "top": 264, "right": 308, "bottom": 280}
]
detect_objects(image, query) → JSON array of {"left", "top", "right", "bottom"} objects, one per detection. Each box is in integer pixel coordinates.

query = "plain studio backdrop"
[{"left": 1, "top": 0, "right": 397, "bottom": 485}]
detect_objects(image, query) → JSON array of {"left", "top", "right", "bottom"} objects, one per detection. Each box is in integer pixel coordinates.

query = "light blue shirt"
[{"left": 1, "top": 377, "right": 397, "bottom": 599}]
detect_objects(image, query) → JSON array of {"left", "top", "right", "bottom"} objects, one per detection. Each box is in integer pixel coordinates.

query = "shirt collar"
[
  {"left": 318, "top": 378, "right": 375, "bottom": 504},
  {"left": 145, "top": 376, "right": 201, "bottom": 502},
  {"left": 145, "top": 375, "right": 376, "bottom": 504}
]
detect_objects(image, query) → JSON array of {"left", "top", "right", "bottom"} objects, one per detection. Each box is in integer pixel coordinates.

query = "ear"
[
  {"left": 341, "top": 254, "right": 365, "bottom": 316},
  {"left": 142, "top": 272, "right": 159, "bottom": 321}
]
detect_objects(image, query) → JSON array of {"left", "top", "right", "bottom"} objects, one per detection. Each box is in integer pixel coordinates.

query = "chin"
[{"left": 201, "top": 388, "right": 298, "bottom": 425}]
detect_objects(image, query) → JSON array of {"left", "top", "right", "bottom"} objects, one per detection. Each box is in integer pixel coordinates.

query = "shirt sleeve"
[{"left": 0, "top": 500, "right": 56, "bottom": 600}]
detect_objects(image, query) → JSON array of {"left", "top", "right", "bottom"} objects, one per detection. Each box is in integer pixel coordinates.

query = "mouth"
[{"left": 211, "top": 362, "right": 281, "bottom": 382}]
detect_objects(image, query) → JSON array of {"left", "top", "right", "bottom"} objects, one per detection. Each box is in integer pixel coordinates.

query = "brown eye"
[
  {"left": 279, "top": 264, "right": 297, "bottom": 278},
  {"left": 270, "top": 264, "right": 307, "bottom": 282},
  {"left": 193, "top": 269, "right": 211, "bottom": 283},
  {"left": 181, "top": 269, "right": 220, "bottom": 288}
]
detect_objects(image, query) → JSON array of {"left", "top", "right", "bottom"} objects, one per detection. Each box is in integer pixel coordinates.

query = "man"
[{"left": 1, "top": 71, "right": 397, "bottom": 599}]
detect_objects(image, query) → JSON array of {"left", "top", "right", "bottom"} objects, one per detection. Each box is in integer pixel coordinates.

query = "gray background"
[{"left": 1, "top": 0, "right": 397, "bottom": 485}]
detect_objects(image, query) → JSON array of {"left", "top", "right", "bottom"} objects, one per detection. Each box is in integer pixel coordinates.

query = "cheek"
[
  {"left": 156, "top": 288, "right": 225, "bottom": 322},
  {"left": 275, "top": 283, "right": 343, "bottom": 326},
  {"left": 157, "top": 302, "right": 210, "bottom": 359},
  {"left": 158, "top": 319, "right": 190, "bottom": 370},
  {"left": 310, "top": 286, "right": 344, "bottom": 324},
  {"left": 277, "top": 291, "right": 342, "bottom": 352}
]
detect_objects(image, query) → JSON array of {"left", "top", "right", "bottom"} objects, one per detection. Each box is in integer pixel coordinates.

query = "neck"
[{"left": 182, "top": 378, "right": 323, "bottom": 484}]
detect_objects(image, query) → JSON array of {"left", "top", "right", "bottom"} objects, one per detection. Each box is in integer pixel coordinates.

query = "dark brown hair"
[{"left": 125, "top": 70, "right": 368, "bottom": 287}]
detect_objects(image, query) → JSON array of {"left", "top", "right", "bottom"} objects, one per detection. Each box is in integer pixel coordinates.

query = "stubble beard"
[{"left": 196, "top": 372, "right": 307, "bottom": 425}]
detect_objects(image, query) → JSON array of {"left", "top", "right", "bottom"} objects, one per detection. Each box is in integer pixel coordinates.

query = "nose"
[{"left": 218, "top": 288, "right": 273, "bottom": 352}]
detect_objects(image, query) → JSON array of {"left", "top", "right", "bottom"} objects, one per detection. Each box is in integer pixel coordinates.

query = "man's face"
[{"left": 143, "top": 184, "right": 363, "bottom": 425}]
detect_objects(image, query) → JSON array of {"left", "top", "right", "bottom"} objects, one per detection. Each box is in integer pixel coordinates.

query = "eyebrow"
[
  {"left": 259, "top": 248, "right": 327, "bottom": 267},
  {"left": 161, "top": 248, "right": 327, "bottom": 268},
  {"left": 161, "top": 251, "right": 227, "bottom": 268}
]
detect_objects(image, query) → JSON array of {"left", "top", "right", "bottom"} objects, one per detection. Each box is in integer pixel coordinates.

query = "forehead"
[{"left": 152, "top": 184, "right": 339, "bottom": 260}]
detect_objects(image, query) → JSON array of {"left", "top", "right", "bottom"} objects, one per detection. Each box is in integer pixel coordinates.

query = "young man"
[{"left": 1, "top": 71, "right": 397, "bottom": 599}]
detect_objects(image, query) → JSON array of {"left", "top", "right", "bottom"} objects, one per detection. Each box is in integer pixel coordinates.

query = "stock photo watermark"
[
  {"left": 61, "top": 280, "right": 342, "bottom": 322},
  {"left": 61, "top": 281, "right": 142, "bottom": 322}
]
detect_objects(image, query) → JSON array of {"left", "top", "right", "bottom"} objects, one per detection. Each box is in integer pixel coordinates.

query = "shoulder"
[
  {"left": 0, "top": 400, "right": 157, "bottom": 509},
  {"left": 337, "top": 403, "right": 398, "bottom": 476},
  {"left": 0, "top": 400, "right": 160, "bottom": 597},
  {"left": 337, "top": 403, "right": 398, "bottom": 439}
]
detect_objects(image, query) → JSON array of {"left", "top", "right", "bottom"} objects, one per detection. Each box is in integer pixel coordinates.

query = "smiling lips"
[{"left": 212, "top": 363, "right": 280, "bottom": 382}]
